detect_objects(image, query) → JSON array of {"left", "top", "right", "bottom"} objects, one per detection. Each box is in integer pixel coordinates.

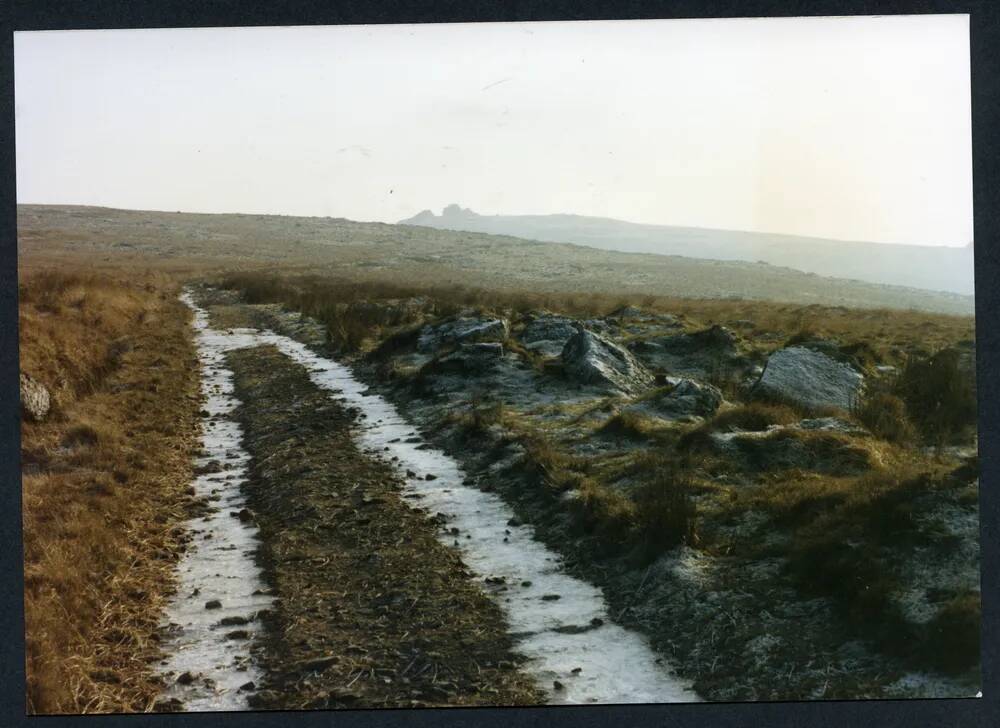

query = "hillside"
[
  {"left": 17, "top": 204, "right": 973, "bottom": 315},
  {"left": 17, "top": 212, "right": 980, "bottom": 709},
  {"left": 400, "top": 205, "right": 975, "bottom": 296}
]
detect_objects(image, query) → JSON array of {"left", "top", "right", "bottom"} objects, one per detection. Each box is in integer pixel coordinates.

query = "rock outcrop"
[
  {"left": 439, "top": 342, "right": 505, "bottom": 372},
  {"left": 754, "top": 346, "right": 864, "bottom": 412},
  {"left": 625, "top": 378, "right": 723, "bottom": 422},
  {"left": 561, "top": 328, "right": 653, "bottom": 395},
  {"left": 629, "top": 325, "right": 747, "bottom": 379},
  {"left": 20, "top": 373, "right": 51, "bottom": 421},
  {"left": 521, "top": 315, "right": 578, "bottom": 357},
  {"left": 709, "top": 428, "right": 876, "bottom": 475},
  {"left": 417, "top": 316, "right": 509, "bottom": 354}
]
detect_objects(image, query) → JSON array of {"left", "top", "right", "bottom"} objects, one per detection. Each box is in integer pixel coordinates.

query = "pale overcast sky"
[{"left": 15, "top": 15, "right": 972, "bottom": 247}]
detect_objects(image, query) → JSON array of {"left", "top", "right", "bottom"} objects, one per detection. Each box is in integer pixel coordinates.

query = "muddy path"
[
  {"left": 153, "top": 298, "right": 275, "bottom": 712},
  {"left": 228, "top": 344, "right": 541, "bottom": 709},
  {"left": 159, "top": 287, "right": 699, "bottom": 709}
]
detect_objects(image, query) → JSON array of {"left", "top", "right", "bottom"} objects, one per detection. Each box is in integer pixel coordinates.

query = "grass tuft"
[
  {"left": 895, "top": 348, "right": 976, "bottom": 444},
  {"left": 853, "top": 391, "right": 915, "bottom": 443},
  {"left": 677, "top": 402, "right": 799, "bottom": 454},
  {"left": 598, "top": 410, "right": 666, "bottom": 442}
]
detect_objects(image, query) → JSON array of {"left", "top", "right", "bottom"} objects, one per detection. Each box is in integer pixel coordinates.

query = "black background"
[{"left": 2, "top": 2, "right": 997, "bottom": 726}]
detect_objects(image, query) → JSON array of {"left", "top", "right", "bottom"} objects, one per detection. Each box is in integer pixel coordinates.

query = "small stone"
[
  {"left": 153, "top": 697, "right": 184, "bottom": 712},
  {"left": 205, "top": 600, "right": 222, "bottom": 610},
  {"left": 425, "top": 473, "right": 438, "bottom": 481},
  {"left": 541, "top": 594, "right": 561, "bottom": 601},
  {"left": 553, "top": 680, "right": 565, "bottom": 691},
  {"left": 176, "top": 671, "right": 196, "bottom": 685},
  {"left": 194, "top": 460, "right": 223, "bottom": 475},
  {"left": 239, "top": 681, "right": 256, "bottom": 691}
]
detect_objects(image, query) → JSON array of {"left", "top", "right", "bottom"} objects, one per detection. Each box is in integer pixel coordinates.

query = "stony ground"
[
  {"left": 226, "top": 345, "right": 542, "bottom": 710},
  {"left": 207, "top": 286, "right": 980, "bottom": 702}
]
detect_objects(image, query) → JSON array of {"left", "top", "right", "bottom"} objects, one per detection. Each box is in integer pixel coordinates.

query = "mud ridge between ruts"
[{"left": 226, "top": 345, "right": 543, "bottom": 709}]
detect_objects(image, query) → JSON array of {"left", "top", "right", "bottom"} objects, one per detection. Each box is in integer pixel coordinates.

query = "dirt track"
[{"left": 227, "top": 345, "right": 541, "bottom": 709}]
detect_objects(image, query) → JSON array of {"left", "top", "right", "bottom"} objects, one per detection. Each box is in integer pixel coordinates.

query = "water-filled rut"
[
  {"left": 165, "top": 290, "right": 698, "bottom": 706},
  {"left": 154, "top": 298, "right": 275, "bottom": 711}
]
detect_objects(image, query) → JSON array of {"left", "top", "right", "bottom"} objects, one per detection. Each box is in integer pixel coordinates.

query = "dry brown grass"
[
  {"left": 572, "top": 478, "right": 638, "bottom": 550},
  {"left": 663, "top": 298, "right": 974, "bottom": 358},
  {"left": 854, "top": 391, "right": 916, "bottom": 444},
  {"left": 217, "top": 271, "right": 975, "bottom": 360},
  {"left": 19, "top": 265, "right": 201, "bottom": 714},
  {"left": 597, "top": 409, "right": 672, "bottom": 444},
  {"left": 676, "top": 402, "right": 801, "bottom": 454}
]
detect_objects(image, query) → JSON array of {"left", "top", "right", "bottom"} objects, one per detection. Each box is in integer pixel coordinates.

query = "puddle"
[
  {"left": 154, "top": 295, "right": 275, "bottom": 711},
  {"left": 181, "top": 289, "right": 699, "bottom": 705}
]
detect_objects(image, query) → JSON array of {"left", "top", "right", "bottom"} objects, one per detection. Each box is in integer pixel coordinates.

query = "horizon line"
[{"left": 16, "top": 199, "right": 973, "bottom": 251}]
